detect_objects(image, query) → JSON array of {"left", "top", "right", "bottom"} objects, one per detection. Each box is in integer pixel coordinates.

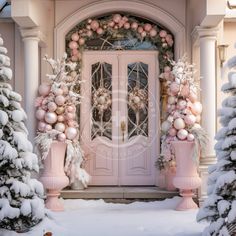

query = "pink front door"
[{"left": 80, "top": 51, "right": 159, "bottom": 186}]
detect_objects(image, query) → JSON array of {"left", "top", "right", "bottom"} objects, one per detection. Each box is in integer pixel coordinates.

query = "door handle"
[{"left": 120, "top": 121, "right": 126, "bottom": 142}]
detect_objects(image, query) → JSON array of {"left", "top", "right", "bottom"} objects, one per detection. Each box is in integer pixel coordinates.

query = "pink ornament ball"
[
  {"left": 90, "top": 20, "right": 99, "bottom": 31},
  {"left": 173, "top": 118, "right": 185, "bottom": 130},
  {"left": 57, "top": 115, "right": 65, "bottom": 122},
  {"left": 36, "top": 109, "right": 46, "bottom": 121},
  {"left": 65, "top": 127, "right": 78, "bottom": 140},
  {"left": 47, "top": 102, "right": 57, "bottom": 112},
  {"left": 169, "top": 128, "right": 177, "bottom": 137},
  {"left": 38, "top": 83, "right": 51, "bottom": 96},
  {"left": 137, "top": 26, "right": 144, "bottom": 33},
  {"left": 96, "top": 28, "right": 104, "bottom": 35},
  {"left": 124, "top": 22, "right": 130, "bottom": 29},
  {"left": 184, "top": 114, "right": 196, "bottom": 126},
  {"left": 66, "top": 106, "right": 74, "bottom": 113},
  {"left": 45, "top": 112, "right": 57, "bottom": 124},
  {"left": 131, "top": 22, "right": 138, "bottom": 30},
  {"left": 68, "top": 120, "right": 76, "bottom": 127},
  {"left": 144, "top": 23, "right": 152, "bottom": 32},
  {"left": 45, "top": 124, "right": 52, "bottom": 131},
  {"left": 113, "top": 14, "right": 122, "bottom": 23},
  {"left": 38, "top": 121, "right": 46, "bottom": 131},
  {"left": 69, "top": 41, "right": 78, "bottom": 49},
  {"left": 58, "top": 133, "right": 66, "bottom": 142},
  {"left": 177, "top": 129, "right": 188, "bottom": 140},
  {"left": 71, "top": 33, "right": 79, "bottom": 41},
  {"left": 55, "top": 95, "right": 65, "bottom": 106},
  {"left": 159, "top": 30, "right": 167, "bottom": 38},
  {"left": 170, "top": 82, "right": 180, "bottom": 95},
  {"left": 71, "top": 55, "right": 79, "bottom": 62},
  {"left": 66, "top": 112, "right": 75, "bottom": 120},
  {"left": 191, "top": 102, "right": 202, "bottom": 115},
  {"left": 79, "top": 38, "right": 85, "bottom": 46},
  {"left": 108, "top": 21, "right": 115, "bottom": 27},
  {"left": 55, "top": 123, "right": 66, "bottom": 132},
  {"left": 72, "top": 49, "right": 79, "bottom": 56},
  {"left": 189, "top": 92, "right": 198, "bottom": 103},
  {"left": 187, "top": 133, "right": 195, "bottom": 141},
  {"left": 87, "top": 30, "right": 93, "bottom": 37},
  {"left": 149, "top": 29, "right": 157, "bottom": 37}
]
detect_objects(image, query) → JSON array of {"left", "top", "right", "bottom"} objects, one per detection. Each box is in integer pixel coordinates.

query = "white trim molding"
[{"left": 54, "top": 0, "right": 186, "bottom": 59}]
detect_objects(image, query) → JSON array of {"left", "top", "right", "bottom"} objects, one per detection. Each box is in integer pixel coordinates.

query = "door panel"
[
  {"left": 81, "top": 54, "right": 119, "bottom": 185},
  {"left": 118, "top": 53, "right": 157, "bottom": 185},
  {"left": 81, "top": 51, "right": 159, "bottom": 186}
]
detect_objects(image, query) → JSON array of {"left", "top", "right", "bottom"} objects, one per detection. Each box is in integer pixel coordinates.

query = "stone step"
[{"left": 61, "top": 186, "right": 179, "bottom": 201}]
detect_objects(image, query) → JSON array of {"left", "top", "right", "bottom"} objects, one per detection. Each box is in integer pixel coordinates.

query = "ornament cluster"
[
  {"left": 66, "top": 13, "right": 174, "bottom": 70},
  {"left": 160, "top": 57, "right": 204, "bottom": 165},
  {"left": 35, "top": 54, "right": 80, "bottom": 142}
]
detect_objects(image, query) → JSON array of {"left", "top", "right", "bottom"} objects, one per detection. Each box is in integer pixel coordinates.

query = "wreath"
[
  {"left": 128, "top": 86, "right": 148, "bottom": 112},
  {"left": 93, "top": 87, "right": 112, "bottom": 114}
]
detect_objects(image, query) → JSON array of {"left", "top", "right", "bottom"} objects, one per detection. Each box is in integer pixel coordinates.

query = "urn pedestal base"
[
  {"left": 40, "top": 142, "right": 69, "bottom": 211},
  {"left": 171, "top": 141, "right": 201, "bottom": 211}
]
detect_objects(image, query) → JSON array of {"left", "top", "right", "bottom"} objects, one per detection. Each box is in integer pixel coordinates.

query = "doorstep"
[{"left": 61, "top": 186, "right": 179, "bottom": 200}]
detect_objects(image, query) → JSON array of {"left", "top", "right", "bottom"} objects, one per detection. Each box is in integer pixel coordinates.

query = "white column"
[
  {"left": 193, "top": 26, "right": 218, "bottom": 204},
  {"left": 20, "top": 28, "right": 40, "bottom": 143}
]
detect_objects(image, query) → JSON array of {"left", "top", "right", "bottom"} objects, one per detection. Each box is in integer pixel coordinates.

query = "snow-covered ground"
[{"left": 1, "top": 197, "right": 207, "bottom": 236}]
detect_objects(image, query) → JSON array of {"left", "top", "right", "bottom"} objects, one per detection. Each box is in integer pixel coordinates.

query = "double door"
[{"left": 80, "top": 51, "right": 159, "bottom": 185}]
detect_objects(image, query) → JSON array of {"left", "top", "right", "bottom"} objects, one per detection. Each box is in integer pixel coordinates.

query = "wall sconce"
[{"left": 218, "top": 44, "right": 229, "bottom": 67}]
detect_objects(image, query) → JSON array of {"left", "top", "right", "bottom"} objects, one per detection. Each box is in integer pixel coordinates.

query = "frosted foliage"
[
  {"left": 197, "top": 54, "right": 236, "bottom": 236},
  {"left": 0, "top": 36, "right": 45, "bottom": 232}
]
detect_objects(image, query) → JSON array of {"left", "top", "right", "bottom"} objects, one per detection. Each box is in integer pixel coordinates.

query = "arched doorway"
[{"left": 64, "top": 13, "right": 174, "bottom": 186}]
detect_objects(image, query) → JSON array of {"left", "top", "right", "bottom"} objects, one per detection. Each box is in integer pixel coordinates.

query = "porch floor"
[{"left": 61, "top": 186, "right": 179, "bottom": 201}]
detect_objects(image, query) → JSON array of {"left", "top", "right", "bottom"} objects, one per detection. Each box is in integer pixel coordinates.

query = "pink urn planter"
[
  {"left": 171, "top": 141, "right": 201, "bottom": 211},
  {"left": 40, "top": 142, "right": 69, "bottom": 211}
]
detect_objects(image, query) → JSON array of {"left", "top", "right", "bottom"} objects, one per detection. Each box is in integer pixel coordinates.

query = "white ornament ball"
[
  {"left": 177, "top": 129, "right": 188, "bottom": 140},
  {"left": 65, "top": 127, "right": 78, "bottom": 140},
  {"left": 55, "top": 123, "right": 66, "bottom": 132},
  {"left": 55, "top": 95, "right": 65, "bottom": 106},
  {"left": 47, "top": 102, "right": 57, "bottom": 112},
  {"left": 12, "top": 110, "right": 24, "bottom": 122},
  {"left": 38, "top": 83, "right": 51, "bottom": 96},
  {"left": 45, "top": 112, "right": 57, "bottom": 124},
  {"left": 161, "top": 121, "right": 171, "bottom": 133},
  {"left": 173, "top": 118, "right": 185, "bottom": 130},
  {"left": 36, "top": 109, "right": 46, "bottom": 121},
  {"left": 187, "top": 133, "right": 195, "bottom": 141}
]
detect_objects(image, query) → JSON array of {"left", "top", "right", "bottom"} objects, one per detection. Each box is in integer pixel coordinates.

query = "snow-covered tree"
[
  {"left": 0, "top": 36, "right": 45, "bottom": 232},
  {"left": 197, "top": 59, "right": 236, "bottom": 235}
]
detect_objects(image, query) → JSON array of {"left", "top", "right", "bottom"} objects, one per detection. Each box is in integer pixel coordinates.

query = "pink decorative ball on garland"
[
  {"left": 190, "top": 102, "right": 202, "bottom": 115},
  {"left": 38, "top": 121, "right": 46, "bottom": 131},
  {"left": 55, "top": 95, "right": 65, "bottom": 106},
  {"left": 71, "top": 33, "right": 79, "bottom": 41},
  {"left": 90, "top": 20, "right": 99, "bottom": 31},
  {"left": 45, "top": 124, "right": 52, "bottom": 131},
  {"left": 124, "top": 22, "right": 130, "bottom": 29},
  {"left": 47, "top": 102, "right": 57, "bottom": 112},
  {"left": 36, "top": 109, "right": 46, "bottom": 121},
  {"left": 187, "top": 133, "right": 195, "bottom": 141},
  {"left": 137, "top": 26, "right": 144, "bottom": 33},
  {"left": 184, "top": 114, "right": 196, "bottom": 126},
  {"left": 69, "top": 41, "right": 78, "bottom": 49},
  {"left": 169, "top": 128, "right": 177, "bottom": 137},
  {"left": 149, "top": 29, "right": 157, "bottom": 37},
  {"left": 170, "top": 82, "right": 180, "bottom": 95},
  {"left": 131, "top": 22, "right": 138, "bottom": 30},
  {"left": 57, "top": 133, "right": 66, "bottom": 142},
  {"left": 144, "top": 23, "right": 152, "bottom": 32},
  {"left": 113, "top": 14, "right": 122, "bottom": 23},
  {"left": 38, "top": 83, "right": 51, "bottom": 96}
]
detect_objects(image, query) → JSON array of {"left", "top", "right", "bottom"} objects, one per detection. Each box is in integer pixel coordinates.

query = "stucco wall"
[{"left": 55, "top": 0, "right": 186, "bottom": 27}]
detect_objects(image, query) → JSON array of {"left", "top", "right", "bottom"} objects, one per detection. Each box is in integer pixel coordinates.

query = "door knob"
[{"left": 120, "top": 121, "right": 126, "bottom": 142}]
